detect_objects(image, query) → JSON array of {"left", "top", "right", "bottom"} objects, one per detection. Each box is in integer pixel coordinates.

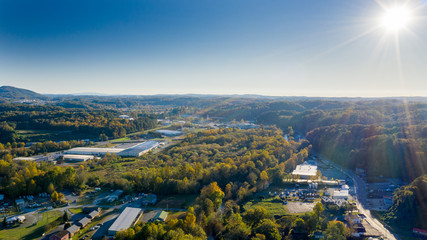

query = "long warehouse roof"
[
  {"left": 109, "top": 207, "right": 142, "bottom": 233},
  {"left": 292, "top": 164, "right": 318, "bottom": 176}
]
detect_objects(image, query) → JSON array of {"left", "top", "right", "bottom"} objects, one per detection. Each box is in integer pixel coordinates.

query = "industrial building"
[
  {"left": 292, "top": 163, "right": 318, "bottom": 179},
  {"left": 332, "top": 189, "right": 349, "bottom": 200},
  {"left": 63, "top": 154, "right": 94, "bottom": 162},
  {"left": 108, "top": 207, "right": 142, "bottom": 236},
  {"left": 155, "top": 129, "right": 184, "bottom": 136},
  {"left": 64, "top": 141, "right": 159, "bottom": 157}
]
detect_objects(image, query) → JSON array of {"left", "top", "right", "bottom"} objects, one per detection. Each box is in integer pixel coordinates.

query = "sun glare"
[{"left": 381, "top": 6, "right": 412, "bottom": 31}]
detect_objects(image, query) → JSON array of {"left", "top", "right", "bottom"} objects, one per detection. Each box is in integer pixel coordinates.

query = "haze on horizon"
[{"left": 1, "top": 0, "right": 427, "bottom": 97}]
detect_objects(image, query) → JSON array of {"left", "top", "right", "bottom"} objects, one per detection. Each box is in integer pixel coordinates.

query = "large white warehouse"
[{"left": 65, "top": 141, "right": 159, "bottom": 157}]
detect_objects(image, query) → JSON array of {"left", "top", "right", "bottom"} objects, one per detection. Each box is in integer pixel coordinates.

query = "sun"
[{"left": 381, "top": 6, "right": 413, "bottom": 31}]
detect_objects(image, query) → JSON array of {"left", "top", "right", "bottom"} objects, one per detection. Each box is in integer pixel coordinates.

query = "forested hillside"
[
  {"left": 204, "top": 99, "right": 427, "bottom": 181},
  {"left": 86, "top": 127, "right": 310, "bottom": 196},
  {"left": 386, "top": 174, "right": 427, "bottom": 229},
  {"left": 0, "top": 103, "right": 157, "bottom": 143}
]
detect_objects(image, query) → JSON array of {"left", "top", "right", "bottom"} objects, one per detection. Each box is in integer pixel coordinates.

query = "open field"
[
  {"left": 0, "top": 211, "right": 62, "bottom": 240},
  {"left": 69, "top": 207, "right": 83, "bottom": 214},
  {"left": 286, "top": 201, "right": 317, "bottom": 214},
  {"left": 155, "top": 194, "right": 198, "bottom": 209},
  {"left": 243, "top": 196, "right": 288, "bottom": 216}
]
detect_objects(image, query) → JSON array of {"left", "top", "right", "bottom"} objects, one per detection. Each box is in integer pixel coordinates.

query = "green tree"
[
  {"left": 51, "top": 191, "right": 59, "bottom": 202},
  {"left": 62, "top": 211, "right": 70, "bottom": 222},
  {"left": 313, "top": 202, "right": 324, "bottom": 223},
  {"left": 255, "top": 219, "right": 281, "bottom": 240},
  {"left": 200, "top": 182, "right": 225, "bottom": 209},
  {"left": 324, "top": 221, "right": 348, "bottom": 240},
  {"left": 243, "top": 206, "right": 269, "bottom": 228}
]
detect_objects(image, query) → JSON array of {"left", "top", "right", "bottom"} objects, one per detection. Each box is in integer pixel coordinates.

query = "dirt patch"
[{"left": 286, "top": 201, "right": 317, "bottom": 214}]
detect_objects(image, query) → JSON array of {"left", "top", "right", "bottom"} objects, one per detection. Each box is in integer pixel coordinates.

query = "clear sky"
[{"left": 0, "top": 0, "right": 426, "bottom": 97}]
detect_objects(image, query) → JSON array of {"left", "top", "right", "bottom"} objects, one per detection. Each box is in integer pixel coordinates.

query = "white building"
[
  {"left": 292, "top": 163, "right": 318, "bottom": 179},
  {"left": 63, "top": 154, "right": 94, "bottom": 162},
  {"left": 119, "top": 115, "right": 134, "bottom": 121},
  {"left": 64, "top": 141, "right": 159, "bottom": 157},
  {"left": 332, "top": 190, "right": 349, "bottom": 200},
  {"left": 108, "top": 207, "right": 142, "bottom": 235}
]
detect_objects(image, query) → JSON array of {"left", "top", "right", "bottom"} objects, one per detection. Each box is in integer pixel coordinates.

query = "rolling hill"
[{"left": 0, "top": 86, "right": 49, "bottom": 100}]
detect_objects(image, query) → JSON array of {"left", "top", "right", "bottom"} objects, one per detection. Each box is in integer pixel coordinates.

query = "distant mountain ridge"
[{"left": 0, "top": 86, "right": 49, "bottom": 100}]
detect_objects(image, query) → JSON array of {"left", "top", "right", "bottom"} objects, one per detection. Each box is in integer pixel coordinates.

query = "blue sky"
[{"left": 1, "top": 0, "right": 426, "bottom": 96}]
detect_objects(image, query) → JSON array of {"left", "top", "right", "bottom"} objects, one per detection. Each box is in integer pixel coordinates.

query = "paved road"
[{"left": 317, "top": 154, "right": 399, "bottom": 240}]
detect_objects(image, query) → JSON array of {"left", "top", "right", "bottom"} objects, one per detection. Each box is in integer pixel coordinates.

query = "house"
[
  {"left": 87, "top": 210, "right": 101, "bottom": 219},
  {"left": 17, "top": 215, "right": 25, "bottom": 223},
  {"left": 66, "top": 224, "right": 80, "bottom": 237},
  {"left": 346, "top": 214, "right": 361, "bottom": 225},
  {"left": 152, "top": 211, "right": 168, "bottom": 222},
  {"left": 77, "top": 217, "right": 91, "bottom": 228},
  {"left": 50, "top": 230, "right": 69, "bottom": 240}
]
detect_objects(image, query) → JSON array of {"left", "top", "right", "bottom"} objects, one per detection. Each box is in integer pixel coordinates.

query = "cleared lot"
[{"left": 286, "top": 201, "right": 317, "bottom": 214}]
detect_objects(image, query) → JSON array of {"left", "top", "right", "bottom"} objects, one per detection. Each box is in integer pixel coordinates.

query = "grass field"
[
  {"left": 243, "top": 196, "right": 288, "bottom": 216},
  {"left": 155, "top": 194, "right": 198, "bottom": 209},
  {"left": 0, "top": 211, "right": 62, "bottom": 240},
  {"left": 69, "top": 207, "right": 83, "bottom": 214},
  {"left": 165, "top": 211, "right": 186, "bottom": 222}
]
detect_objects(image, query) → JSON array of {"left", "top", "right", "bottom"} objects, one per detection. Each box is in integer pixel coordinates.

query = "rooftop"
[
  {"left": 65, "top": 141, "right": 159, "bottom": 157},
  {"left": 66, "top": 224, "right": 80, "bottom": 234},
  {"left": 108, "top": 207, "right": 142, "bottom": 234},
  {"left": 292, "top": 164, "right": 318, "bottom": 176}
]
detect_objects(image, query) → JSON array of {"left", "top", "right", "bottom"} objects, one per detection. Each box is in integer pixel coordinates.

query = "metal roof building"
[
  {"left": 292, "top": 164, "right": 318, "bottom": 179},
  {"left": 64, "top": 141, "right": 159, "bottom": 157},
  {"left": 63, "top": 154, "right": 94, "bottom": 162},
  {"left": 155, "top": 130, "right": 184, "bottom": 136},
  {"left": 108, "top": 207, "right": 142, "bottom": 236},
  {"left": 117, "top": 141, "right": 159, "bottom": 157}
]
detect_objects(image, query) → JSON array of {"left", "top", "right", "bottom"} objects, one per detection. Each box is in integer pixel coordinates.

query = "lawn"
[
  {"left": 111, "top": 137, "right": 131, "bottom": 142},
  {"left": 243, "top": 196, "right": 288, "bottom": 216},
  {"left": 0, "top": 210, "right": 62, "bottom": 240},
  {"left": 165, "top": 211, "right": 186, "bottom": 222},
  {"left": 155, "top": 194, "right": 198, "bottom": 209},
  {"left": 69, "top": 207, "right": 83, "bottom": 214}
]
